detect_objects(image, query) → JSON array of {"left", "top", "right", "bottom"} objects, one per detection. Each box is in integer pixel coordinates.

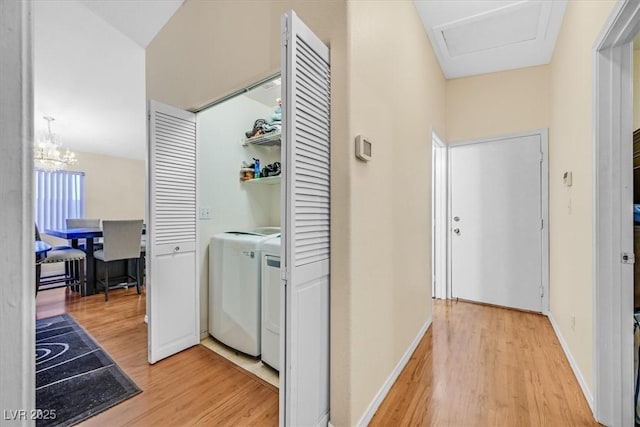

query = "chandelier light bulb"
[{"left": 34, "top": 116, "right": 78, "bottom": 172}]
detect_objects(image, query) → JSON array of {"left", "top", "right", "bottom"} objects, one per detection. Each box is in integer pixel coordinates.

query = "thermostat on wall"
[{"left": 355, "top": 135, "right": 373, "bottom": 161}]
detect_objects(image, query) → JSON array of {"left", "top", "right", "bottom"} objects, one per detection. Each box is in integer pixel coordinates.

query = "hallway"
[{"left": 371, "top": 300, "right": 598, "bottom": 426}]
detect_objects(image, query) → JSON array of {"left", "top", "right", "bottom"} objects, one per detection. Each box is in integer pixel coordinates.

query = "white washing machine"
[
  {"left": 260, "top": 235, "right": 281, "bottom": 370},
  {"left": 209, "top": 228, "right": 279, "bottom": 356}
]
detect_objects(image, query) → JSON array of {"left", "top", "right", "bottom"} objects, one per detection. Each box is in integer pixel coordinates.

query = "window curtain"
[{"left": 34, "top": 170, "right": 85, "bottom": 231}]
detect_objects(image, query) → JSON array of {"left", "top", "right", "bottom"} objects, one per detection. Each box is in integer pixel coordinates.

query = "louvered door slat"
[
  {"left": 282, "top": 11, "right": 331, "bottom": 426},
  {"left": 148, "top": 100, "right": 199, "bottom": 365}
]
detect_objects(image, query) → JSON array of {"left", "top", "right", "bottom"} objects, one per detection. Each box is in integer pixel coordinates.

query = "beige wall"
[
  {"left": 346, "top": 1, "right": 445, "bottom": 424},
  {"left": 146, "top": 0, "right": 345, "bottom": 111},
  {"left": 68, "top": 151, "right": 145, "bottom": 221},
  {"left": 40, "top": 150, "right": 145, "bottom": 255},
  {"left": 446, "top": 65, "right": 550, "bottom": 142},
  {"left": 549, "top": 0, "right": 616, "bottom": 394}
]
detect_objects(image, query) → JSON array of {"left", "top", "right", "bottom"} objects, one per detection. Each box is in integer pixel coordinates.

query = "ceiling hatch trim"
[{"left": 417, "top": 0, "right": 568, "bottom": 79}]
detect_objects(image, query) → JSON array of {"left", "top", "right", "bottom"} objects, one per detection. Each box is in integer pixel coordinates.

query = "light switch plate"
[{"left": 199, "top": 207, "right": 212, "bottom": 219}]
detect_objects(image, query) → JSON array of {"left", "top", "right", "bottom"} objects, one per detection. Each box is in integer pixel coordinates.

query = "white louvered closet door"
[
  {"left": 148, "top": 100, "right": 199, "bottom": 364},
  {"left": 281, "top": 11, "right": 330, "bottom": 427}
]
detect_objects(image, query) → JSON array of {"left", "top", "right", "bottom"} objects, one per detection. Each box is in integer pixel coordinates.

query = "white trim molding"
[
  {"left": 0, "top": 0, "right": 35, "bottom": 419},
  {"left": 432, "top": 129, "right": 448, "bottom": 300},
  {"left": 593, "top": 1, "right": 640, "bottom": 425},
  {"left": 356, "top": 316, "right": 432, "bottom": 427},
  {"left": 548, "top": 313, "right": 593, "bottom": 412}
]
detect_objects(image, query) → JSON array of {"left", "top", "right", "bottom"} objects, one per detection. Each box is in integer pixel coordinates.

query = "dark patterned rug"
[{"left": 36, "top": 314, "right": 141, "bottom": 426}]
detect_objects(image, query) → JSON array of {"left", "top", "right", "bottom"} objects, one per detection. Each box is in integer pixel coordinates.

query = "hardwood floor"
[
  {"left": 37, "top": 291, "right": 598, "bottom": 426},
  {"left": 35, "top": 287, "right": 278, "bottom": 426},
  {"left": 370, "top": 300, "right": 600, "bottom": 426}
]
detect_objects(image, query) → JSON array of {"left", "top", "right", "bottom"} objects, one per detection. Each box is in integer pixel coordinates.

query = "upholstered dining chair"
[
  {"left": 35, "top": 225, "right": 87, "bottom": 295},
  {"left": 94, "top": 219, "right": 143, "bottom": 301}
]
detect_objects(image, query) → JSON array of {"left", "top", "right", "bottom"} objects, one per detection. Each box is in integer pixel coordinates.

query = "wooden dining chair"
[{"left": 94, "top": 220, "right": 143, "bottom": 301}]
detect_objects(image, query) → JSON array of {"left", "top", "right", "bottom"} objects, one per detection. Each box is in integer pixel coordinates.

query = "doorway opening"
[
  {"left": 431, "top": 131, "right": 448, "bottom": 300},
  {"left": 195, "top": 74, "right": 283, "bottom": 388},
  {"left": 593, "top": 1, "right": 640, "bottom": 425}
]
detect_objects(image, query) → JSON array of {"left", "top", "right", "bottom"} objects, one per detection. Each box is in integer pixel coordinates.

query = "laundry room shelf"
[
  {"left": 244, "top": 132, "right": 281, "bottom": 147},
  {"left": 242, "top": 176, "right": 281, "bottom": 186}
]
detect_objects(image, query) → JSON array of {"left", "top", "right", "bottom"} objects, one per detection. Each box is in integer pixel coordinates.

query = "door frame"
[
  {"left": 593, "top": 1, "right": 640, "bottom": 424},
  {"left": 431, "top": 130, "right": 448, "bottom": 299},
  {"left": 447, "top": 129, "right": 550, "bottom": 313},
  {"left": 1, "top": 0, "right": 36, "bottom": 414}
]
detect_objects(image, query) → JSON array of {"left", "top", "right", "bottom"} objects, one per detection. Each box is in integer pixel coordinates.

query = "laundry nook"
[{"left": 195, "top": 76, "right": 283, "bottom": 384}]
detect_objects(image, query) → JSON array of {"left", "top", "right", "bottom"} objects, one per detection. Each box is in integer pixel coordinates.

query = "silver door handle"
[
  {"left": 453, "top": 228, "right": 460, "bottom": 235},
  {"left": 174, "top": 246, "right": 180, "bottom": 252}
]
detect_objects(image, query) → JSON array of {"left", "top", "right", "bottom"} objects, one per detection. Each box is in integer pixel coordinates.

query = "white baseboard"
[
  {"left": 356, "top": 316, "right": 432, "bottom": 427},
  {"left": 547, "top": 313, "right": 594, "bottom": 413}
]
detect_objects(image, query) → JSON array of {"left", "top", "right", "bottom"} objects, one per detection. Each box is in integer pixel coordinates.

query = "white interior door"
[
  {"left": 281, "top": 10, "right": 330, "bottom": 427},
  {"left": 147, "top": 100, "right": 199, "bottom": 363},
  {"left": 450, "top": 132, "right": 547, "bottom": 312}
]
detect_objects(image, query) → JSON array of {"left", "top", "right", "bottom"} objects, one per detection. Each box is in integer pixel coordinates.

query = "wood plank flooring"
[
  {"left": 370, "top": 300, "right": 600, "bottom": 426},
  {"left": 35, "top": 287, "right": 278, "bottom": 426},
  {"left": 37, "top": 291, "right": 599, "bottom": 426}
]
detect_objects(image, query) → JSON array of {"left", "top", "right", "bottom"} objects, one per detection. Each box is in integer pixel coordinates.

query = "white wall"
[
  {"left": 34, "top": 0, "right": 146, "bottom": 160},
  {"left": 196, "top": 94, "right": 281, "bottom": 335}
]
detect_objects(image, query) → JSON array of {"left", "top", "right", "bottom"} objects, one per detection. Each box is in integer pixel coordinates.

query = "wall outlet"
[
  {"left": 570, "top": 315, "right": 576, "bottom": 331},
  {"left": 199, "top": 207, "right": 212, "bottom": 220}
]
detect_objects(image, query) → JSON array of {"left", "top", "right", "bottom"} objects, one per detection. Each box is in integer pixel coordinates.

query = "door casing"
[
  {"left": 593, "top": 1, "right": 640, "bottom": 424},
  {"left": 431, "top": 130, "right": 448, "bottom": 300}
]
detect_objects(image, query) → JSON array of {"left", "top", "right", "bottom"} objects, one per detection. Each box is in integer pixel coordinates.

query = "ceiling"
[
  {"left": 244, "top": 78, "right": 282, "bottom": 109},
  {"left": 80, "top": 0, "right": 183, "bottom": 48},
  {"left": 35, "top": 0, "right": 569, "bottom": 160},
  {"left": 34, "top": 0, "right": 182, "bottom": 161},
  {"left": 414, "top": 0, "right": 568, "bottom": 79}
]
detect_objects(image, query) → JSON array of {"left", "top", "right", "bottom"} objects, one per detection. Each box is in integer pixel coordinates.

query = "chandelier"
[{"left": 34, "top": 116, "right": 77, "bottom": 172}]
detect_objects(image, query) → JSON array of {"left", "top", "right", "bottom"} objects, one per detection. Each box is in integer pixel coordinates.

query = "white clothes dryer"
[{"left": 260, "top": 235, "right": 281, "bottom": 370}]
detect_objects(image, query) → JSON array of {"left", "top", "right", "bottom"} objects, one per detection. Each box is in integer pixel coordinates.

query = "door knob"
[{"left": 453, "top": 228, "right": 460, "bottom": 235}]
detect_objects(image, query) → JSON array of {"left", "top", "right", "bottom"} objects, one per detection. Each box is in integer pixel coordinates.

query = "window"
[{"left": 34, "top": 170, "right": 85, "bottom": 230}]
